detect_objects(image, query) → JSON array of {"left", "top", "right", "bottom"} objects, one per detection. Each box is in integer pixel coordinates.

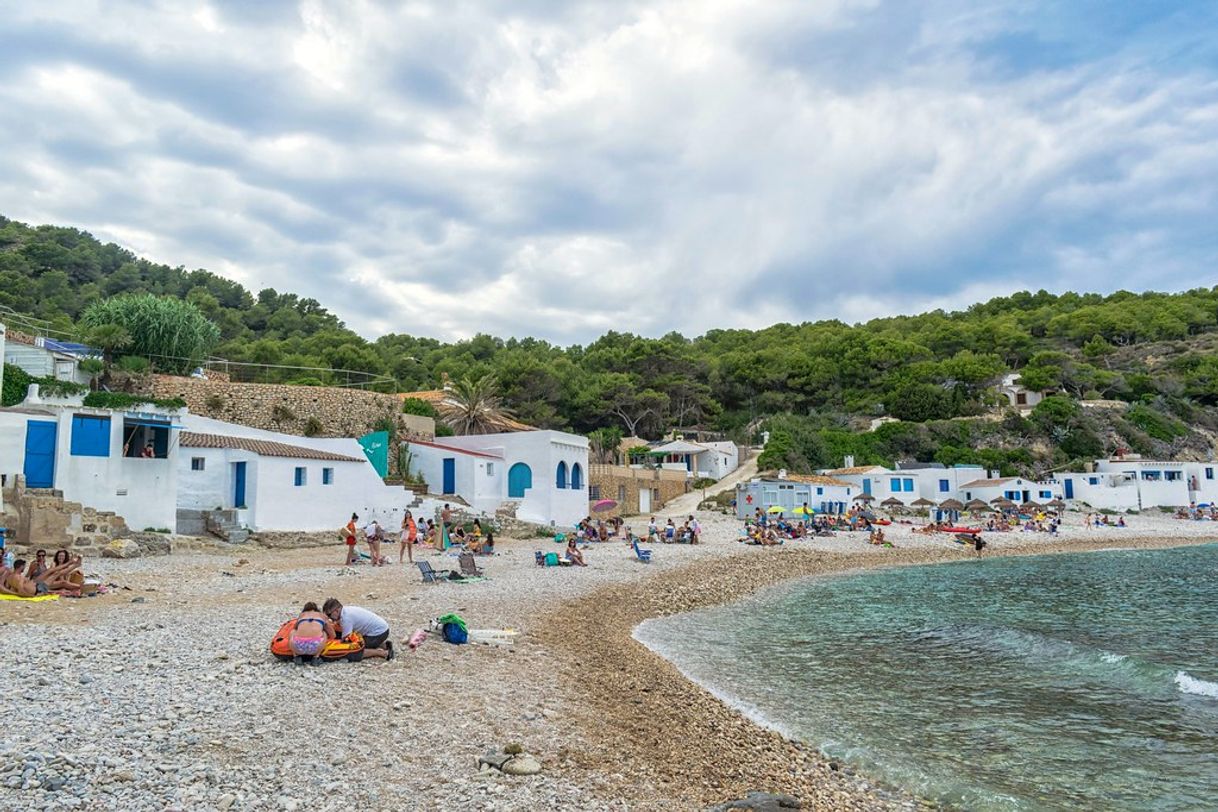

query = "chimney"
[
  {"left": 844, "top": 455, "right": 855, "bottom": 468},
  {"left": 778, "top": 469, "right": 787, "bottom": 480}
]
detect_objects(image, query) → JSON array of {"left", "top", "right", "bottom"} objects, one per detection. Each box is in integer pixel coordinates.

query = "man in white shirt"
[{"left": 322, "top": 598, "right": 393, "bottom": 660}]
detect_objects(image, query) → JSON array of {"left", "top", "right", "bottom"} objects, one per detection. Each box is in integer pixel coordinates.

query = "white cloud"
[{"left": 0, "top": 0, "right": 1214, "bottom": 344}]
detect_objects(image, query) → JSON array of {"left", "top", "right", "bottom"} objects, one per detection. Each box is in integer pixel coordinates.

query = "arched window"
[
  {"left": 571, "top": 462, "right": 583, "bottom": 490},
  {"left": 556, "top": 461, "right": 568, "bottom": 489},
  {"left": 508, "top": 462, "right": 532, "bottom": 498}
]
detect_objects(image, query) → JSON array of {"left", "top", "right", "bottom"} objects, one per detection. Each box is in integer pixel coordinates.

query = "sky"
[{"left": 0, "top": 0, "right": 1215, "bottom": 345}]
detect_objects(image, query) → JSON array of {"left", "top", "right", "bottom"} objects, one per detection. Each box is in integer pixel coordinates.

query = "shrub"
[
  {"left": 271, "top": 404, "right": 297, "bottom": 422},
  {"left": 116, "top": 355, "right": 151, "bottom": 373},
  {"left": 82, "top": 391, "right": 186, "bottom": 410},
  {"left": 287, "top": 376, "right": 326, "bottom": 386},
  {"left": 34, "top": 378, "right": 87, "bottom": 398},
  {"left": 204, "top": 393, "right": 226, "bottom": 411},
  {"left": 401, "top": 397, "right": 439, "bottom": 417},
  {"left": 1, "top": 364, "right": 32, "bottom": 407},
  {"left": 303, "top": 416, "right": 324, "bottom": 437},
  {"left": 79, "top": 293, "right": 220, "bottom": 375},
  {"left": 1126, "top": 403, "right": 1187, "bottom": 442}
]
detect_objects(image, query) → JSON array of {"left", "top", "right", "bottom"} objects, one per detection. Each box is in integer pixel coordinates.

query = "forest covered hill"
[{"left": 3, "top": 214, "right": 1218, "bottom": 476}]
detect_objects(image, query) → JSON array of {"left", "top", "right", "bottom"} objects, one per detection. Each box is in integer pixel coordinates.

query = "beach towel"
[{"left": 0, "top": 593, "right": 60, "bottom": 602}]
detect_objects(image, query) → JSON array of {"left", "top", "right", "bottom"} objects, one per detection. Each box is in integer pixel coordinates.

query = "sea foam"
[{"left": 1174, "top": 671, "right": 1218, "bottom": 698}]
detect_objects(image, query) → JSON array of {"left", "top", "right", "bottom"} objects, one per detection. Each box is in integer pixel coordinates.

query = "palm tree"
[{"left": 438, "top": 374, "right": 516, "bottom": 435}]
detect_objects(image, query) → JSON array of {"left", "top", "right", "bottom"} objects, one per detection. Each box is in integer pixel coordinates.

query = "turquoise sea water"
[{"left": 635, "top": 545, "right": 1218, "bottom": 810}]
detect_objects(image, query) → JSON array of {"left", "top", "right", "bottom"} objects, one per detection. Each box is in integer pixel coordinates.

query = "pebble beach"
[{"left": 3, "top": 510, "right": 1216, "bottom": 811}]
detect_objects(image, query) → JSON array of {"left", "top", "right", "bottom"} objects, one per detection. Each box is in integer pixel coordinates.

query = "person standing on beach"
[
  {"left": 363, "top": 518, "right": 384, "bottom": 566},
  {"left": 400, "top": 511, "right": 417, "bottom": 564},
  {"left": 439, "top": 503, "right": 453, "bottom": 550},
  {"left": 343, "top": 513, "right": 359, "bottom": 565}
]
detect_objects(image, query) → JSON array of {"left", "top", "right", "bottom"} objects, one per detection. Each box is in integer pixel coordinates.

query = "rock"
[
  {"left": 102, "top": 539, "right": 143, "bottom": 559},
  {"left": 79, "top": 674, "right": 93, "bottom": 685},
  {"left": 503, "top": 742, "right": 524, "bottom": 755},
  {"left": 705, "top": 791, "right": 802, "bottom": 811},
  {"left": 477, "top": 752, "right": 511, "bottom": 771},
  {"left": 217, "top": 793, "right": 235, "bottom": 810},
  {"left": 501, "top": 754, "right": 542, "bottom": 776},
  {"left": 130, "top": 597, "right": 146, "bottom": 604}
]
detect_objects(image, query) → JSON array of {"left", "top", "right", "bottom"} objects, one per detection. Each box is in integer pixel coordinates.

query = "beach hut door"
[
  {"left": 863, "top": 479, "right": 871, "bottom": 495},
  {"left": 442, "top": 458, "right": 456, "bottom": 494},
  {"left": 639, "top": 487, "right": 651, "bottom": 513},
  {"left": 1064, "top": 479, "right": 1074, "bottom": 499},
  {"left": 233, "top": 462, "right": 247, "bottom": 508},
  {"left": 22, "top": 420, "right": 57, "bottom": 489}
]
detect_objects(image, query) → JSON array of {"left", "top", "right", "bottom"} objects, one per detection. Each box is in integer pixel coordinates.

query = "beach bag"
[
  {"left": 544, "top": 552, "right": 559, "bottom": 567},
  {"left": 442, "top": 622, "right": 468, "bottom": 645}
]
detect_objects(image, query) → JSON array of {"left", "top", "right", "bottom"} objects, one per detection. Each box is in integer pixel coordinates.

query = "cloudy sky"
[{"left": 1, "top": 1, "right": 1215, "bottom": 345}]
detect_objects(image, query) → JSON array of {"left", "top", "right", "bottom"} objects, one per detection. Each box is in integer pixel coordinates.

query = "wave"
[{"left": 1175, "top": 671, "right": 1218, "bottom": 698}]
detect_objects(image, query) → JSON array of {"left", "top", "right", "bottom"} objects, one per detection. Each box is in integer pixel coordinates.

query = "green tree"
[{"left": 79, "top": 294, "right": 220, "bottom": 375}]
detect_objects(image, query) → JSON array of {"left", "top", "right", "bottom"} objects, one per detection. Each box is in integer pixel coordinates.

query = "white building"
[
  {"left": 958, "top": 476, "right": 1063, "bottom": 505},
  {"left": 996, "top": 372, "right": 1048, "bottom": 415},
  {"left": 176, "top": 414, "right": 423, "bottom": 533},
  {"left": 821, "top": 464, "right": 893, "bottom": 499},
  {"left": 0, "top": 389, "right": 181, "bottom": 532},
  {"left": 895, "top": 464, "right": 990, "bottom": 503},
  {"left": 3, "top": 333, "right": 96, "bottom": 385},
  {"left": 735, "top": 473, "right": 855, "bottom": 518},
  {"left": 649, "top": 439, "right": 740, "bottom": 481},
  {"left": 1051, "top": 470, "right": 1142, "bottom": 511},
  {"left": 407, "top": 430, "right": 589, "bottom": 526}
]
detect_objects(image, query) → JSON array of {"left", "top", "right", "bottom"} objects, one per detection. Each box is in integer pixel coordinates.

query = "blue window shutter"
[
  {"left": 889, "top": 478, "right": 900, "bottom": 492},
  {"left": 904, "top": 479, "right": 914, "bottom": 492},
  {"left": 70, "top": 415, "right": 111, "bottom": 457},
  {"left": 294, "top": 467, "right": 305, "bottom": 486},
  {"left": 939, "top": 479, "right": 949, "bottom": 492}
]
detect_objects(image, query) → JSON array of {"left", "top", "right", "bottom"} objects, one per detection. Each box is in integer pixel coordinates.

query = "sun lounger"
[
  {"left": 631, "top": 539, "right": 652, "bottom": 563},
  {"left": 417, "top": 560, "right": 452, "bottom": 583},
  {"left": 458, "top": 552, "right": 484, "bottom": 577}
]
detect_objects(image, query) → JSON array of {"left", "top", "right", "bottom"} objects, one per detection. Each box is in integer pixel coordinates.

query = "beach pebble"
[{"left": 501, "top": 754, "right": 542, "bottom": 776}]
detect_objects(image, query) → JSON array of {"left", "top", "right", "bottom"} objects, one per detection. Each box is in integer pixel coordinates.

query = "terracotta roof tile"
[
  {"left": 180, "top": 432, "right": 363, "bottom": 463},
  {"left": 958, "top": 477, "right": 1015, "bottom": 488},
  {"left": 757, "top": 471, "right": 855, "bottom": 488},
  {"left": 407, "top": 439, "right": 503, "bottom": 459},
  {"left": 825, "top": 465, "right": 888, "bottom": 475}
]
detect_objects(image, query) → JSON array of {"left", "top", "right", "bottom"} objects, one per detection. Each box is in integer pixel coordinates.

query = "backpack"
[
  {"left": 442, "top": 622, "right": 468, "bottom": 645},
  {"left": 544, "top": 552, "right": 559, "bottom": 567}
]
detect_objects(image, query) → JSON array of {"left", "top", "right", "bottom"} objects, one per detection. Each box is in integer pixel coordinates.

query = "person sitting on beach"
[
  {"left": 470, "top": 531, "right": 494, "bottom": 555},
  {"left": 665, "top": 519, "right": 676, "bottom": 541},
  {"left": 322, "top": 598, "right": 394, "bottom": 661},
  {"left": 648, "top": 516, "right": 658, "bottom": 540},
  {"left": 1117, "top": 516, "right": 1127, "bottom": 527},
  {"left": 424, "top": 519, "right": 437, "bottom": 548},
  {"left": 1, "top": 560, "right": 40, "bottom": 597},
  {"left": 289, "top": 601, "right": 334, "bottom": 662},
  {"left": 35, "top": 551, "right": 85, "bottom": 596},
  {"left": 760, "top": 528, "right": 781, "bottom": 546},
  {"left": 560, "top": 535, "right": 584, "bottom": 569},
  {"left": 688, "top": 516, "right": 701, "bottom": 544},
  {"left": 869, "top": 527, "right": 885, "bottom": 545},
  {"left": 597, "top": 521, "right": 609, "bottom": 542},
  {"left": 453, "top": 526, "right": 469, "bottom": 547},
  {"left": 25, "top": 549, "right": 49, "bottom": 580}
]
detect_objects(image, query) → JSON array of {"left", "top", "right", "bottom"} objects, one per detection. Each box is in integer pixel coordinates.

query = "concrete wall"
[{"left": 695, "top": 441, "right": 739, "bottom": 480}]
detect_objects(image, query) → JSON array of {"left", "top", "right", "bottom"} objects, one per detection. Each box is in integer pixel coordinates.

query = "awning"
[{"left": 122, "top": 419, "right": 186, "bottom": 429}]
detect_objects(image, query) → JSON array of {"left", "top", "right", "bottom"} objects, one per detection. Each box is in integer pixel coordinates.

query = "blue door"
[
  {"left": 442, "top": 458, "right": 456, "bottom": 495},
  {"left": 23, "top": 421, "right": 57, "bottom": 488},
  {"left": 863, "top": 478, "right": 872, "bottom": 496},
  {"left": 1064, "top": 479, "right": 1074, "bottom": 500},
  {"left": 233, "top": 462, "right": 247, "bottom": 508},
  {"left": 508, "top": 462, "right": 532, "bottom": 498}
]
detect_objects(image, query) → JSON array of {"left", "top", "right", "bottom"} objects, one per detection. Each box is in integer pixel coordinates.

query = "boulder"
[
  {"left": 102, "top": 539, "right": 143, "bottom": 559},
  {"left": 501, "top": 754, "right": 542, "bottom": 776},
  {"left": 706, "top": 792, "right": 801, "bottom": 811}
]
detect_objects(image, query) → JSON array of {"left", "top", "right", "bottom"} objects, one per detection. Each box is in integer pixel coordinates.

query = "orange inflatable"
[{"left": 269, "top": 619, "right": 365, "bottom": 662}]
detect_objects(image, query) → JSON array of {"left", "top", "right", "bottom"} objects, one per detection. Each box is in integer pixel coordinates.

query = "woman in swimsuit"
[
  {"left": 36, "top": 552, "right": 84, "bottom": 596},
  {"left": 25, "top": 549, "right": 49, "bottom": 580},
  {"left": 400, "top": 511, "right": 417, "bottom": 564},
  {"left": 289, "top": 601, "right": 334, "bottom": 663}
]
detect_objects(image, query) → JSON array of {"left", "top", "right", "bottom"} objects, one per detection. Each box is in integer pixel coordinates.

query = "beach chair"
[
  {"left": 458, "top": 552, "right": 484, "bottom": 577},
  {"left": 631, "top": 539, "right": 652, "bottom": 563},
  {"left": 416, "top": 560, "right": 452, "bottom": 584}
]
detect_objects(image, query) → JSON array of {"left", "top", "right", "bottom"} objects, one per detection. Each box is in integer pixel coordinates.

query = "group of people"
[
  {"left": 341, "top": 506, "right": 497, "bottom": 567},
  {"left": 575, "top": 516, "right": 623, "bottom": 543},
  {"left": 285, "top": 598, "right": 394, "bottom": 662},
  {"left": 1085, "top": 513, "right": 1127, "bottom": 528},
  {"left": 1176, "top": 503, "right": 1217, "bottom": 521},
  {"left": 646, "top": 515, "right": 701, "bottom": 544},
  {"left": 0, "top": 548, "right": 87, "bottom": 597}
]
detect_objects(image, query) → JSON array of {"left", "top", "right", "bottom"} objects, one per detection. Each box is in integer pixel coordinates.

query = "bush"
[
  {"left": 34, "top": 378, "right": 87, "bottom": 398},
  {"left": 691, "top": 477, "right": 717, "bottom": 489},
  {"left": 204, "top": 394, "right": 226, "bottom": 411},
  {"left": 82, "top": 391, "right": 186, "bottom": 410},
  {"left": 286, "top": 377, "right": 327, "bottom": 386},
  {"left": 1126, "top": 403, "right": 1187, "bottom": 442},
  {"left": 303, "top": 416, "right": 324, "bottom": 437},
  {"left": 1, "top": 364, "right": 32, "bottom": 407},
  {"left": 401, "top": 397, "right": 439, "bottom": 417},
  {"left": 271, "top": 404, "right": 297, "bottom": 422},
  {"left": 116, "top": 355, "right": 151, "bottom": 373},
  {"left": 79, "top": 293, "right": 220, "bottom": 375}
]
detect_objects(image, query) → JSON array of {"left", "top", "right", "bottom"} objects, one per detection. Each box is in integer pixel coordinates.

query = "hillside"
[{"left": 3, "top": 215, "right": 1218, "bottom": 476}]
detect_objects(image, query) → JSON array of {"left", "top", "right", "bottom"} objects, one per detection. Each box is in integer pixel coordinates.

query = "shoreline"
[{"left": 538, "top": 533, "right": 1217, "bottom": 810}]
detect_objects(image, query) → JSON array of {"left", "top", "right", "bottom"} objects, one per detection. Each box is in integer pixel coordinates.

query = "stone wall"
[
  {"left": 0, "top": 477, "right": 174, "bottom": 559},
  {"left": 587, "top": 465, "right": 689, "bottom": 518}
]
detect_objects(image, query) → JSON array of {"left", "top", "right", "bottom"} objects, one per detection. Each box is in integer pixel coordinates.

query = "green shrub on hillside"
[
  {"left": 1, "top": 363, "right": 32, "bottom": 407},
  {"left": 1126, "top": 403, "right": 1187, "bottom": 441}
]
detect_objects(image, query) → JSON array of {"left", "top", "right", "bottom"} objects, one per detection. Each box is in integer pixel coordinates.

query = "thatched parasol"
[
  {"left": 853, "top": 493, "right": 874, "bottom": 502},
  {"left": 991, "top": 497, "right": 1017, "bottom": 510},
  {"left": 1046, "top": 498, "right": 1067, "bottom": 509},
  {"left": 1022, "top": 500, "right": 1044, "bottom": 511},
  {"left": 880, "top": 497, "right": 905, "bottom": 508},
  {"left": 938, "top": 498, "right": 966, "bottom": 511},
  {"left": 964, "top": 498, "right": 992, "bottom": 511},
  {"left": 910, "top": 497, "right": 937, "bottom": 507}
]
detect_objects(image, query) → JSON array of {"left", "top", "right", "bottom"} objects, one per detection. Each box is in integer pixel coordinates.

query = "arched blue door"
[
  {"left": 570, "top": 462, "right": 583, "bottom": 490},
  {"left": 508, "top": 462, "right": 532, "bottom": 498},
  {"left": 556, "top": 461, "right": 568, "bottom": 489}
]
